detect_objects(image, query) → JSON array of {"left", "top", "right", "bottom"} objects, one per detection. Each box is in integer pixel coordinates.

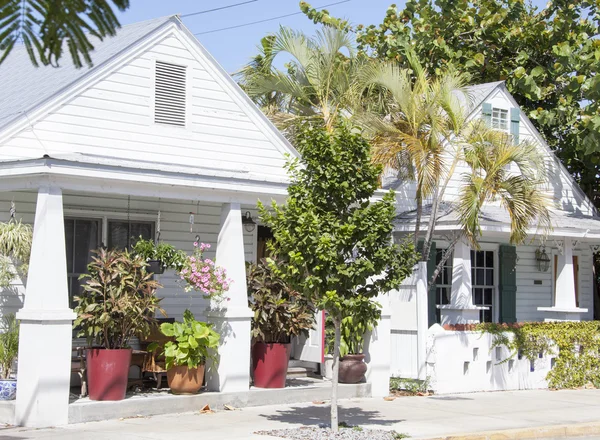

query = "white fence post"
[{"left": 416, "top": 261, "right": 428, "bottom": 380}]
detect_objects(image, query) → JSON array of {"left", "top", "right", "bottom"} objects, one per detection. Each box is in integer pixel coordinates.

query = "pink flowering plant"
[{"left": 177, "top": 242, "right": 232, "bottom": 301}]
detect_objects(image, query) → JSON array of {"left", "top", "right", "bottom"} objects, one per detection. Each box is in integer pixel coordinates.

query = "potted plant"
[
  {"left": 0, "top": 314, "right": 19, "bottom": 400},
  {"left": 337, "top": 297, "right": 381, "bottom": 384},
  {"left": 0, "top": 219, "right": 32, "bottom": 287},
  {"left": 148, "top": 309, "right": 219, "bottom": 394},
  {"left": 74, "top": 248, "right": 165, "bottom": 401},
  {"left": 247, "top": 258, "right": 315, "bottom": 388},
  {"left": 132, "top": 237, "right": 186, "bottom": 275},
  {"left": 178, "top": 241, "right": 231, "bottom": 301}
]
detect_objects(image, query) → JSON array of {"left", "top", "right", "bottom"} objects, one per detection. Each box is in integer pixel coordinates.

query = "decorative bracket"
[
  {"left": 553, "top": 239, "right": 564, "bottom": 255},
  {"left": 591, "top": 244, "right": 600, "bottom": 253}
]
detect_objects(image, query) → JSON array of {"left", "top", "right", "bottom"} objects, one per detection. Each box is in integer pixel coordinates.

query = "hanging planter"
[
  {"left": 132, "top": 237, "right": 186, "bottom": 275},
  {"left": 147, "top": 260, "right": 165, "bottom": 274}
]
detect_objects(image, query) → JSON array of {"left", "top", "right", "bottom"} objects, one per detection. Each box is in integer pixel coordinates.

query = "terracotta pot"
[
  {"left": 87, "top": 348, "right": 131, "bottom": 401},
  {"left": 252, "top": 342, "right": 291, "bottom": 388},
  {"left": 167, "top": 364, "right": 205, "bottom": 394},
  {"left": 339, "top": 353, "right": 367, "bottom": 384}
]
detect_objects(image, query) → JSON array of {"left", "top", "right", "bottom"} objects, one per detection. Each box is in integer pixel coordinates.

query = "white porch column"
[
  {"left": 205, "top": 202, "right": 252, "bottom": 393},
  {"left": 415, "top": 262, "right": 428, "bottom": 380},
  {"left": 15, "top": 186, "right": 75, "bottom": 427},
  {"left": 538, "top": 238, "right": 587, "bottom": 321},
  {"left": 365, "top": 292, "right": 392, "bottom": 397},
  {"left": 440, "top": 240, "right": 481, "bottom": 324}
]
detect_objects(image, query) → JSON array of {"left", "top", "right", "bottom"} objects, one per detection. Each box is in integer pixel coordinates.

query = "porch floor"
[{"left": 0, "top": 378, "right": 370, "bottom": 425}]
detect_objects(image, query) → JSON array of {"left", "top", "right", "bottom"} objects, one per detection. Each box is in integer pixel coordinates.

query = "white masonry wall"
[
  {"left": 427, "top": 329, "right": 553, "bottom": 394},
  {"left": 0, "top": 190, "right": 258, "bottom": 322}
]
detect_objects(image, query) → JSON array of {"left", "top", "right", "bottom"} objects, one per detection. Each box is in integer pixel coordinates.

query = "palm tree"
[
  {"left": 355, "top": 53, "right": 551, "bottom": 283},
  {"left": 356, "top": 52, "right": 470, "bottom": 252},
  {"left": 237, "top": 25, "right": 367, "bottom": 137}
]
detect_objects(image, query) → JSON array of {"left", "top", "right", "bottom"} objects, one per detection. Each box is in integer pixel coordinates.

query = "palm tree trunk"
[
  {"left": 428, "top": 233, "right": 462, "bottom": 290},
  {"left": 414, "top": 192, "right": 423, "bottom": 250}
]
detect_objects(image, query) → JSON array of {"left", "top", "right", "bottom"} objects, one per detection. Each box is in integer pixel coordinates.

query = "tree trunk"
[
  {"left": 428, "top": 233, "right": 462, "bottom": 290},
  {"left": 330, "top": 317, "right": 341, "bottom": 432},
  {"left": 414, "top": 195, "right": 423, "bottom": 249}
]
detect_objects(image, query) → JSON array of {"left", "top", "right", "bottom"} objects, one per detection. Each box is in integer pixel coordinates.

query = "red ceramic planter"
[
  {"left": 252, "top": 342, "right": 291, "bottom": 389},
  {"left": 86, "top": 348, "right": 132, "bottom": 401}
]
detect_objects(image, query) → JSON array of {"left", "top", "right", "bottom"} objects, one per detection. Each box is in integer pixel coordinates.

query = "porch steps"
[{"left": 286, "top": 366, "right": 317, "bottom": 378}]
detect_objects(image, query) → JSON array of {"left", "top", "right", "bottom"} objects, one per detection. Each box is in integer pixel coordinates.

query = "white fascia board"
[{"left": 0, "top": 161, "right": 289, "bottom": 204}]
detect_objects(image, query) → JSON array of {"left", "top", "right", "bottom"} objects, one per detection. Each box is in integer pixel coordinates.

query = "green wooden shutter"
[
  {"left": 418, "top": 240, "right": 438, "bottom": 327},
  {"left": 499, "top": 244, "right": 517, "bottom": 323},
  {"left": 510, "top": 107, "right": 520, "bottom": 145},
  {"left": 482, "top": 102, "right": 492, "bottom": 126}
]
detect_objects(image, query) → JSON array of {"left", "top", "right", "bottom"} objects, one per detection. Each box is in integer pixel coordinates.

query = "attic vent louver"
[{"left": 154, "top": 61, "right": 187, "bottom": 127}]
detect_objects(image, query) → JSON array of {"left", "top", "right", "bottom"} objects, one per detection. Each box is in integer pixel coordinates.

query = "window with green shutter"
[{"left": 499, "top": 244, "right": 518, "bottom": 323}]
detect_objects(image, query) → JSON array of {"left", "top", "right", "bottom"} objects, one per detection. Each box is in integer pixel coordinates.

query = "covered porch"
[{"left": 0, "top": 154, "right": 288, "bottom": 427}]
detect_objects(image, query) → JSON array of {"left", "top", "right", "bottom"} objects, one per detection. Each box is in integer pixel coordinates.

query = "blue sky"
[{"left": 116, "top": 0, "right": 549, "bottom": 74}]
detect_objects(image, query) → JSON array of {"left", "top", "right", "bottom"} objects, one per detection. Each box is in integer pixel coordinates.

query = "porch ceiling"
[
  {"left": 0, "top": 154, "right": 289, "bottom": 204},
  {"left": 395, "top": 202, "right": 600, "bottom": 242}
]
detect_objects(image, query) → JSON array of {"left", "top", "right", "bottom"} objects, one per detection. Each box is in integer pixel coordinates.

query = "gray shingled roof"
[
  {"left": 395, "top": 203, "right": 600, "bottom": 235},
  {"left": 0, "top": 16, "right": 173, "bottom": 131}
]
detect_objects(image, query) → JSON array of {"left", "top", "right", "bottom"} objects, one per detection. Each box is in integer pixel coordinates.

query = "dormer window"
[
  {"left": 154, "top": 61, "right": 187, "bottom": 127},
  {"left": 492, "top": 108, "right": 508, "bottom": 131}
]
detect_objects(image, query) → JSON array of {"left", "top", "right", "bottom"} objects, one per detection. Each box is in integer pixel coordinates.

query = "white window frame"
[
  {"left": 491, "top": 106, "right": 509, "bottom": 132},
  {"left": 471, "top": 243, "right": 499, "bottom": 323}
]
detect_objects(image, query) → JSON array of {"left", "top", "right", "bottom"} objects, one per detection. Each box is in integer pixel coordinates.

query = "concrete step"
[{"left": 286, "top": 366, "right": 317, "bottom": 378}]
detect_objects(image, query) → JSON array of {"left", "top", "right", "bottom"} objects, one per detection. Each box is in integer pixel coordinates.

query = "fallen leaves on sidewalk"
[
  {"left": 312, "top": 400, "right": 326, "bottom": 404},
  {"left": 224, "top": 404, "right": 239, "bottom": 411},
  {"left": 199, "top": 404, "right": 214, "bottom": 414},
  {"left": 383, "top": 396, "right": 396, "bottom": 401}
]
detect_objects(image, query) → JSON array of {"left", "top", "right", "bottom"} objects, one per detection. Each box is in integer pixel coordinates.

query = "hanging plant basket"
[{"left": 147, "top": 260, "right": 165, "bottom": 274}]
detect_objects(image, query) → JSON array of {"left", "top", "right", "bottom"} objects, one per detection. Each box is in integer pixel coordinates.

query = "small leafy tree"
[{"left": 259, "top": 123, "right": 418, "bottom": 431}]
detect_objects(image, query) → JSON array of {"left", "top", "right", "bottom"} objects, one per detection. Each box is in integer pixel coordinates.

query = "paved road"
[{"left": 1, "top": 389, "right": 599, "bottom": 439}]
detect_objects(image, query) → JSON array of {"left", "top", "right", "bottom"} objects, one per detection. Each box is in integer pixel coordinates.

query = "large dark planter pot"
[
  {"left": 339, "top": 354, "right": 367, "bottom": 384},
  {"left": 87, "top": 348, "right": 132, "bottom": 401},
  {"left": 147, "top": 260, "right": 165, "bottom": 274},
  {"left": 167, "top": 364, "right": 205, "bottom": 395},
  {"left": 252, "top": 342, "right": 291, "bottom": 389}
]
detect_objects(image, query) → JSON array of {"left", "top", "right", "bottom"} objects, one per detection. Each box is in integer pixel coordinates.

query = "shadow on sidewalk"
[
  {"left": 259, "top": 405, "right": 404, "bottom": 427},
  {"left": 428, "top": 396, "right": 474, "bottom": 401}
]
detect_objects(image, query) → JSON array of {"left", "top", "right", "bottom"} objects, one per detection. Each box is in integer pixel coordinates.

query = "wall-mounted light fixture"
[
  {"left": 242, "top": 211, "right": 256, "bottom": 232},
  {"left": 535, "top": 245, "right": 550, "bottom": 272}
]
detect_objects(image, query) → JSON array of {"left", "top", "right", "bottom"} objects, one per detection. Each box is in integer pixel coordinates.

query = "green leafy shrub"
[
  {"left": 0, "top": 219, "right": 32, "bottom": 287},
  {"left": 149, "top": 309, "right": 220, "bottom": 370},
  {"left": 0, "top": 314, "right": 19, "bottom": 380},
  {"left": 247, "top": 258, "right": 315, "bottom": 343},
  {"left": 478, "top": 321, "right": 600, "bottom": 389},
  {"left": 131, "top": 237, "right": 186, "bottom": 272},
  {"left": 74, "top": 248, "right": 165, "bottom": 349},
  {"left": 390, "top": 377, "right": 431, "bottom": 395},
  {"left": 325, "top": 297, "right": 381, "bottom": 357}
]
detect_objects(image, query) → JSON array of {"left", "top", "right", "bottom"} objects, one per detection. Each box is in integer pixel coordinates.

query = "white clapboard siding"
[
  {"left": 0, "top": 191, "right": 258, "bottom": 322},
  {"left": 390, "top": 330, "right": 419, "bottom": 379},
  {"left": 392, "top": 87, "right": 595, "bottom": 217},
  {"left": 0, "top": 32, "right": 291, "bottom": 180}
]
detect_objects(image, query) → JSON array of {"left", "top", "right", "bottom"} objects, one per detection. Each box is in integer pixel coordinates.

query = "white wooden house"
[
  {"left": 389, "top": 82, "right": 600, "bottom": 392},
  {"left": 0, "top": 16, "right": 334, "bottom": 427}
]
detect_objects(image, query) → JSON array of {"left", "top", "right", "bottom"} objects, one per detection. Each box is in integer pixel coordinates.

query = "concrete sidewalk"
[{"left": 1, "top": 389, "right": 600, "bottom": 439}]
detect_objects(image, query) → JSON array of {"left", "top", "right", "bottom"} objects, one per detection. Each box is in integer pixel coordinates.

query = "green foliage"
[
  {"left": 0, "top": 314, "right": 19, "bottom": 380},
  {"left": 74, "top": 248, "right": 165, "bottom": 349},
  {"left": 259, "top": 122, "right": 418, "bottom": 432},
  {"left": 0, "top": 219, "right": 32, "bottom": 288},
  {"left": 259, "top": 122, "right": 418, "bottom": 321},
  {"left": 0, "top": 0, "right": 130, "bottom": 68},
  {"left": 478, "top": 321, "right": 600, "bottom": 389},
  {"left": 392, "top": 432, "right": 410, "bottom": 439},
  {"left": 390, "top": 376, "right": 431, "bottom": 395},
  {"left": 247, "top": 259, "right": 315, "bottom": 343},
  {"left": 325, "top": 297, "right": 382, "bottom": 357},
  {"left": 131, "top": 237, "right": 186, "bottom": 272},
  {"left": 301, "top": 0, "right": 600, "bottom": 205},
  {"left": 149, "top": 309, "right": 220, "bottom": 370}
]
